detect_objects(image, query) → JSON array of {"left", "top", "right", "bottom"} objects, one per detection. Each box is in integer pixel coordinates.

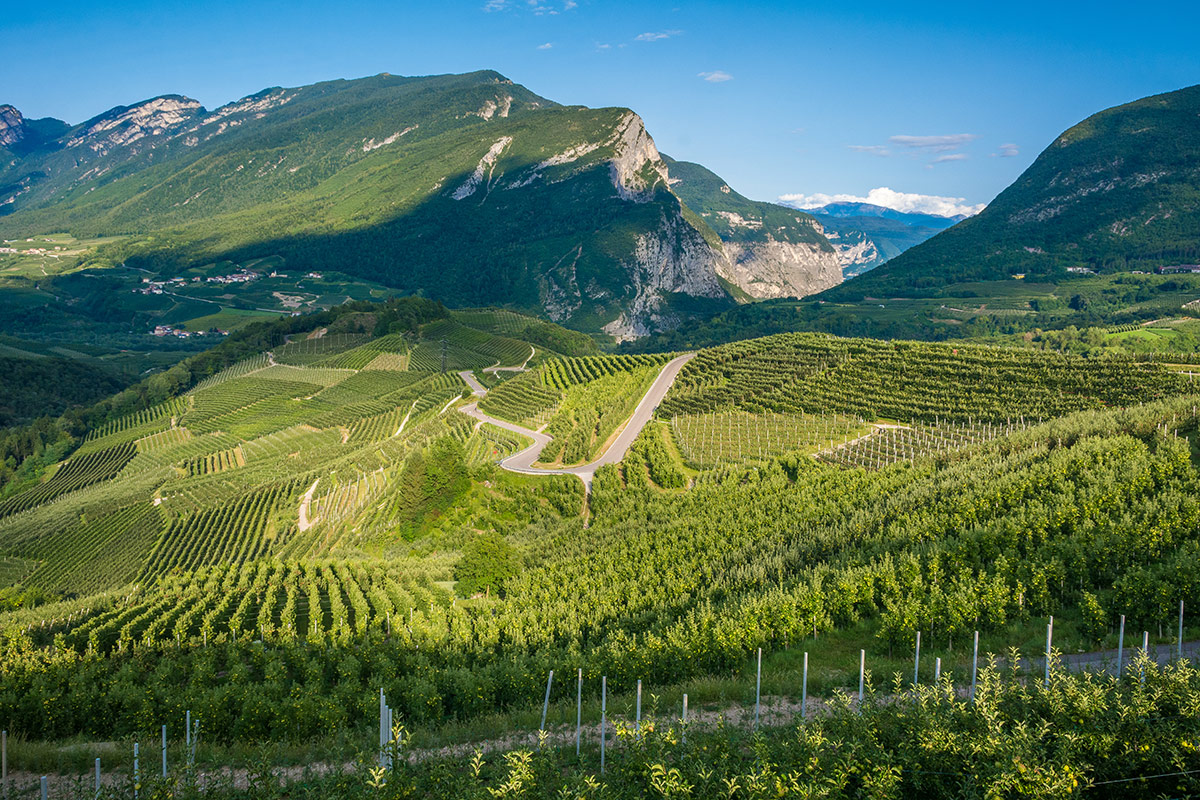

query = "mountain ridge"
[{"left": 0, "top": 71, "right": 842, "bottom": 340}]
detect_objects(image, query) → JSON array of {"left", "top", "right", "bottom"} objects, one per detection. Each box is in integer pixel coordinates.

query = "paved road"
[
  {"left": 459, "top": 353, "right": 695, "bottom": 490},
  {"left": 1040, "top": 639, "right": 1200, "bottom": 676},
  {"left": 459, "top": 370, "right": 487, "bottom": 397}
]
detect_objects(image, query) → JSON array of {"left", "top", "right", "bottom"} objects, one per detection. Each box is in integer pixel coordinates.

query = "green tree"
[{"left": 454, "top": 532, "right": 521, "bottom": 598}]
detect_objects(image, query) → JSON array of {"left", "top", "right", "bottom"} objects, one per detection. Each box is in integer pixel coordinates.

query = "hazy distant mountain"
[
  {"left": 803, "top": 202, "right": 962, "bottom": 277},
  {"left": 0, "top": 71, "right": 841, "bottom": 340}
]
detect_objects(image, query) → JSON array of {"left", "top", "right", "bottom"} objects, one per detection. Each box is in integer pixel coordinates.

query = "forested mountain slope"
[
  {"left": 828, "top": 83, "right": 1200, "bottom": 297},
  {"left": 637, "top": 84, "right": 1200, "bottom": 348},
  {"left": 0, "top": 72, "right": 842, "bottom": 340}
]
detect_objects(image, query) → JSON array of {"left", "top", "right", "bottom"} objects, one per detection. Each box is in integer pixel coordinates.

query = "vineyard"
[
  {"left": 660, "top": 332, "right": 1185, "bottom": 421},
  {"left": 535, "top": 364, "right": 663, "bottom": 466},
  {"left": 39, "top": 560, "right": 451, "bottom": 655},
  {"left": 0, "top": 314, "right": 545, "bottom": 601},
  {"left": 3, "top": 314, "right": 1200, "bottom": 768},
  {"left": 816, "top": 417, "right": 1036, "bottom": 470},
  {"left": 672, "top": 410, "right": 868, "bottom": 467},
  {"left": 478, "top": 370, "right": 562, "bottom": 427},
  {"left": 143, "top": 482, "right": 299, "bottom": 575},
  {"left": 0, "top": 442, "right": 138, "bottom": 518}
]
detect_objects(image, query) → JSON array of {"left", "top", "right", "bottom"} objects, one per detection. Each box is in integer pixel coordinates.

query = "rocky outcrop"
[
  {"left": 604, "top": 210, "right": 728, "bottom": 341},
  {"left": 451, "top": 136, "right": 513, "bottom": 200},
  {"left": 823, "top": 229, "right": 882, "bottom": 271},
  {"left": 608, "top": 112, "right": 669, "bottom": 202},
  {"left": 0, "top": 106, "right": 25, "bottom": 147},
  {"left": 717, "top": 237, "right": 843, "bottom": 299},
  {"left": 68, "top": 96, "right": 204, "bottom": 154}
]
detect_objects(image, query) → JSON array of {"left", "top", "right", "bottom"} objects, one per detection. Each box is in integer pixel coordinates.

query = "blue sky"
[{"left": 4, "top": 0, "right": 1198, "bottom": 216}]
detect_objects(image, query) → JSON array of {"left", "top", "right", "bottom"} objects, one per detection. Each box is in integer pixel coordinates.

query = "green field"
[{"left": 181, "top": 306, "right": 283, "bottom": 332}]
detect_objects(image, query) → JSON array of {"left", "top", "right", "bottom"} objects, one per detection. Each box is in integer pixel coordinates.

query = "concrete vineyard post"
[
  {"left": 1180, "top": 601, "right": 1185, "bottom": 661},
  {"left": 636, "top": 679, "right": 642, "bottom": 734},
  {"left": 935, "top": 657, "right": 941, "bottom": 684},
  {"left": 540, "top": 670, "right": 554, "bottom": 734},
  {"left": 95, "top": 758, "right": 101, "bottom": 799},
  {"left": 185, "top": 711, "right": 191, "bottom": 757},
  {"left": 1045, "top": 616, "right": 1053, "bottom": 688},
  {"left": 755, "top": 648, "right": 762, "bottom": 729},
  {"left": 600, "top": 676, "right": 607, "bottom": 775},
  {"left": 40, "top": 777, "right": 46, "bottom": 800},
  {"left": 914, "top": 631, "right": 921, "bottom": 687},
  {"left": 376, "top": 686, "right": 386, "bottom": 767},
  {"left": 682, "top": 694, "right": 688, "bottom": 745},
  {"left": 1117, "top": 615, "right": 1125, "bottom": 677},
  {"left": 858, "top": 649, "right": 865, "bottom": 704},
  {"left": 970, "top": 631, "right": 979, "bottom": 702},
  {"left": 133, "top": 742, "right": 139, "bottom": 800},
  {"left": 575, "top": 669, "right": 582, "bottom": 757},
  {"left": 1142, "top": 631, "right": 1149, "bottom": 685},
  {"left": 801, "top": 652, "right": 808, "bottom": 720}
]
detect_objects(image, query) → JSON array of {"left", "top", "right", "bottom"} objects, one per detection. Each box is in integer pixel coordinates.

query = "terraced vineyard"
[
  {"left": 661, "top": 332, "right": 1184, "bottom": 421},
  {"left": 478, "top": 370, "right": 563, "bottom": 427},
  {"left": 541, "top": 353, "right": 671, "bottom": 389},
  {"left": 0, "top": 442, "right": 138, "bottom": 518},
  {"left": 816, "top": 416, "right": 1036, "bottom": 470},
  {"left": 144, "top": 482, "right": 299, "bottom": 575},
  {"left": 46, "top": 561, "right": 450, "bottom": 653},
  {"left": 0, "top": 313, "right": 542, "bottom": 600},
  {"left": 672, "top": 410, "right": 868, "bottom": 467}
]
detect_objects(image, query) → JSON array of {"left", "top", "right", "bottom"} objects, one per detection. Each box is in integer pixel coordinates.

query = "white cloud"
[
  {"left": 847, "top": 144, "right": 891, "bottom": 157},
  {"left": 485, "top": 0, "right": 575, "bottom": 12},
  {"left": 698, "top": 70, "right": 733, "bottom": 82},
  {"left": 635, "top": 30, "right": 681, "bottom": 41},
  {"left": 889, "top": 133, "right": 979, "bottom": 153},
  {"left": 930, "top": 153, "right": 968, "bottom": 164},
  {"left": 778, "top": 187, "right": 985, "bottom": 218},
  {"left": 537, "top": 42, "right": 553, "bottom": 49},
  {"left": 994, "top": 142, "right": 1019, "bottom": 157}
]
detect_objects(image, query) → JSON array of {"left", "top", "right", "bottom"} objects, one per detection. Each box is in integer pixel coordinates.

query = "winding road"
[{"left": 458, "top": 353, "right": 695, "bottom": 490}]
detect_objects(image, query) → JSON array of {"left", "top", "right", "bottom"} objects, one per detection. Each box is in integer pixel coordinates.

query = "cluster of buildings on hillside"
[
  {"left": 151, "top": 325, "right": 229, "bottom": 338},
  {"left": 0, "top": 245, "right": 62, "bottom": 255},
  {"left": 133, "top": 267, "right": 308, "bottom": 296},
  {"left": 133, "top": 269, "right": 264, "bottom": 295}
]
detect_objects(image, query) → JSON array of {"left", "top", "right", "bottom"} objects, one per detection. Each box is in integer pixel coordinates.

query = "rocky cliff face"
[
  {"left": 68, "top": 96, "right": 204, "bottom": 155},
  {"left": 604, "top": 210, "right": 729, "bottom": 341},
  {"left": 661, "top": 155, "right": 843, "bottom": 301},
  {"left": 0, "top": 106, "right": 26, "bottom": 148},
  {"left": 717, "top": 235, "right": 844, "bottom": 299}
]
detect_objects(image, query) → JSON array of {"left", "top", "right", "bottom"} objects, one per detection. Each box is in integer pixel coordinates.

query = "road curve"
[{"left": 458, "top": 353, "right": 695, "bottom": 489}]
